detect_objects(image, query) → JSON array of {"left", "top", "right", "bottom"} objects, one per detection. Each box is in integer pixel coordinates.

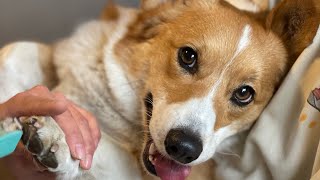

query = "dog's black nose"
[{"left": 165, "top": 129, "right": 202, "bottom": 164}]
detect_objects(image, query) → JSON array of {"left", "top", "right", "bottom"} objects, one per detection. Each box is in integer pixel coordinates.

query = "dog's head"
[{"left": 117, "top": 0, "right": 319, "bottom": 179}]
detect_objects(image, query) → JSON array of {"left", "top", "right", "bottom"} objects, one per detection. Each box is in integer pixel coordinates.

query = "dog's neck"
[{"left": 109, "top": 10, "right": 154, "bottom": 98}]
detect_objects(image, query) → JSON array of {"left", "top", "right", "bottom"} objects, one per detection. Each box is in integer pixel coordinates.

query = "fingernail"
[
  {"left": 84, "top": 154, "right": 92, "bottom": 169},
  {"left": 75, "top": 144, "right": 85, "bottom": 160}
]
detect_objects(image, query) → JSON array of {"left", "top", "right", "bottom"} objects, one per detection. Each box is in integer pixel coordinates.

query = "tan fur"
[
  {"left": 267, "top": 0, "right": 320, "bottom": 63},
  {"left": 252, "top": 0, "right": 268, "bottom": 11},
  {"left": 100, "top": 1, "right": 120, "bottom": 21},
  {"left": 36, "top": 44, "right": 58, "bottom": 89}
]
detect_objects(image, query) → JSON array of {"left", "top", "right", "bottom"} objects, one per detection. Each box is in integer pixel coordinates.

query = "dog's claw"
[
  {"left": 50, "top": 144, "right": 59, "bottom": 153},
  {"left": 21, "top": 123, "right": 37, "bottom": 146},
  {"left": 34, "top": 122, "right": 42, "bottom": 129}
]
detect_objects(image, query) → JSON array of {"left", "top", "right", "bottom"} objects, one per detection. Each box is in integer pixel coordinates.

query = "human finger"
[
  {"left": 53, "top": 110, "right": 86, "bottom": 162},
  {"left": 4, "top": 93, "right": 67, "bottom": 117},
  {"left": 68, "top": 105, "right": 95, "bottom": 170},
  {"left": 71, "top": 104, "right": 101, "bottom": 149}
]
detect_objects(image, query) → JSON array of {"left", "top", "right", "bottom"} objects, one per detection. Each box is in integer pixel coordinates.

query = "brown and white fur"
[{"left": 0, "top": 0, "right": 319, "bottom": 179}]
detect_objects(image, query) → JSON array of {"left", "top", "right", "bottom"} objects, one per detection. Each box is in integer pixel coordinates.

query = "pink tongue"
[
  {"left": 153, "top": 154, "right": 191, "bottom": 180},
  {"left": 313, "top": 88, "right": 320, "bottom": 100}
]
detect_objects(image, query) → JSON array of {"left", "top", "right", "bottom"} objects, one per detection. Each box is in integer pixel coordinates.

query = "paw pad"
[{"left": 20, "top": 116, "right": 59, "bottom": 169}]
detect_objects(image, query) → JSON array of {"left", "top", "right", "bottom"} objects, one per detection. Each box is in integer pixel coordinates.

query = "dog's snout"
[{"left": 165, "top": 129, "right": 202, "bottom": 164}]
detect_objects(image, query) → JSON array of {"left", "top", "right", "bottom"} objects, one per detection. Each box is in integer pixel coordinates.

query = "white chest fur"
[{"left": 103, "top": 7, "right": 140, "bottom": 122}]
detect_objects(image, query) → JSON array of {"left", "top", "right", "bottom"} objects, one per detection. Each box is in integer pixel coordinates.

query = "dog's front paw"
[
  {"left": 19, "top": 116, "right": 81, "bottom": 179},
  {"left": 20, "top": 116, "right": 60, "bottom": 169}
]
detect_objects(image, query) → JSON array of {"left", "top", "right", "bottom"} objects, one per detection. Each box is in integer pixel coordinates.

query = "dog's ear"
[
  {"left": 140, "top": 0, "right": 216, "bottom": 15},
  {"left": 133, "top": 0, "right": 218, "bottom": 40},
  {"left": 266, "top": 0, "right": 320, "bottom": 61},
  {"left": 131, "top": 0, "right": 188, "bottom": 41},
  {"left": 141, "top": 0, "right": 165, "bottom": 10},
  {"left": 100, "top": 1, "right": 119, "bottom": 21},
  {"left": 141, "top": 0, "right": 217, "bottom": 10}
]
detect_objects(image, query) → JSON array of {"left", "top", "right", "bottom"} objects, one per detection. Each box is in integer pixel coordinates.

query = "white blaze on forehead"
[
  {"left": 209, "top": 24, "right": 252, "bottom": 96},
  {"left": 236, "top": 24, "right": 252, "bottom": 56}
]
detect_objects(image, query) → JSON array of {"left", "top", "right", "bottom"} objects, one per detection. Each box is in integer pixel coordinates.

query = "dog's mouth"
[
  {"left": 143, "top": 140, "right": 191, "bottom": 180},
  {"left": 142, "top": 92, "right": 191, "bottom": 180}
]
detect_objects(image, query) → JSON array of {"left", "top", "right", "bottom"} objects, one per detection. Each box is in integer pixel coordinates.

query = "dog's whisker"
[{"left": 216, "top": 151, "right": 241, "bottom": 159}]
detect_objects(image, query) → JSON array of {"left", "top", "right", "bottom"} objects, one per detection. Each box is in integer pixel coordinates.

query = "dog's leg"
[{"left": 0, "top": 42, "right": 57, "bottom": 103}]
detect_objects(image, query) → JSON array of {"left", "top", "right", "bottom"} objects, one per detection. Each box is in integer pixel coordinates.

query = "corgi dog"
[{"left": 0, "top": 0, "right": 319, "bottom": 179}]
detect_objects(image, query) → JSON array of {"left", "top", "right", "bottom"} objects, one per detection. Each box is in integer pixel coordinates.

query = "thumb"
[{"left": 4, "top": 93, "right": 68, "bottom": 117}]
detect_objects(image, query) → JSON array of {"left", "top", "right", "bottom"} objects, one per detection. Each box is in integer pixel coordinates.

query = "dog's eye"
[
  {"left": 178, "top": 47, "right": 198, "bottom": 74},
  {"left": 231, "top": 86, "right": 255, "bottom": 106}
]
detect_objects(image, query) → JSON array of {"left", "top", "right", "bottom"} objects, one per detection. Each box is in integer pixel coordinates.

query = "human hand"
[
  {"left": 53, "top": 98, "right": 101, "bottom": 170},
  {"left": 0, "top": 86, "right": 68, "bottom": 119},
  {"left": 0, "top": 86, "right": 101, "bottom": 169}
]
